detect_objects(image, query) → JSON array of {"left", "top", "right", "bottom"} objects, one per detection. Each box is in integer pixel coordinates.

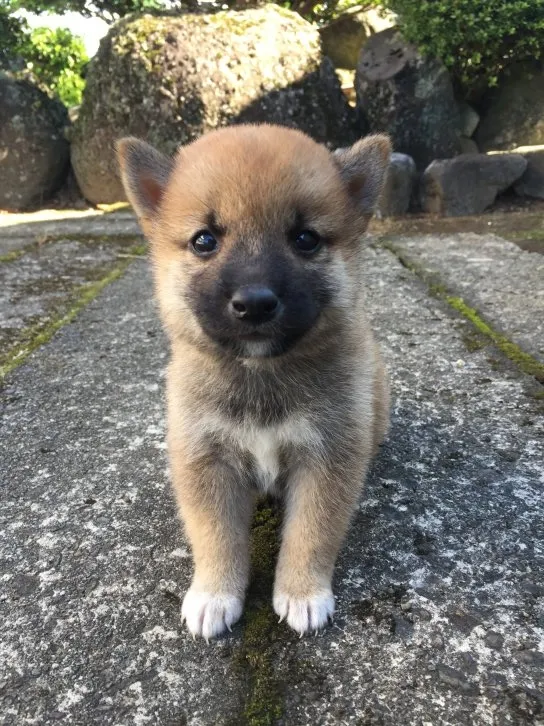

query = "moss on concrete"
[
  {"left": 379, "top": 239, "right": 544, "bottom": 385},
  {"left": 0, "top": 242, "right": 145, "bottom": 385},
  {"left": 0, "top": 249, "right": 26, "bottom": 263},
  {"left": 446, "top": 295, "right": 544, "bottom": 383},
  {"left": 230, "top": 501, "right": 288, "bottom": 726},
  {"left": 0, "top": 262, "right": 130, "bottom": 384}
]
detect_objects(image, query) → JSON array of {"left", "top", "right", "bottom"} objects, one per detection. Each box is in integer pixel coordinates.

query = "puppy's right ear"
[{"left": 116, "top": 137, "right": 174, "bottom": 235}]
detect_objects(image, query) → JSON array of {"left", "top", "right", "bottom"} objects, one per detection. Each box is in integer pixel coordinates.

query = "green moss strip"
[
  {"left": 0, "top": 258, "right": 133, "bottom": 384},
  {"left": 230, "top": 502, "right": 285, "bottom": 726},
  {"left": 379, "top": 239, "right": 544, "bottom": 384},
  {"left": 0, "top": 248, "right": 26, "bottom": 263}
]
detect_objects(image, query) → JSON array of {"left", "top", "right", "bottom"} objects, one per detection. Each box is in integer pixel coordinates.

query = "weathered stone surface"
[
  {"left": 356, "top": 28, "right": 462, "bottom": 169},
  {"left": 71, "top": 7, "right": 355, "bottom": 204},
  {"left": 0, "top": 74, "right": 69, "bottom": 211},
  {"left": 319, "top": 7, "right": 395, "bottom": 70},
  {"left": 0, "top": 233, "right": 142, "bottom": 361},
  {"left": 459, "top": 137, "right": 479, "bottom": 154},
  {"left": 320, "top": 13, "right": 369, "bottom": 70},
  {"left": 377, "top": 151, "right": 416, "bottom": 217},
  {"left": 476, "top": 62, "right": 544, "bottom": 151},
  {"left": 458, "top": 101, "right": 480, "bottom": 138},
  {"left": 1, "top": 224, "right": 543, "bottom": 724},
  {"left": 510, "top": 146, "right": 544, "bottom": 199},
  {"left": 421, "top": 153, "right": 527, "bottom": 216},
  {"left": 386, "top": 233, "right": 544, "bottom": 363},
  {"left": 0, "top": 209, "right": 139, "bottom": 254}
]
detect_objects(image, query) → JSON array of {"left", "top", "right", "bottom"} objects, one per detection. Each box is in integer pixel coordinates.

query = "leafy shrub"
[
  {"left": 16, "top": 26, "right": 88, "bottom": 106},
  {"left": 0, "top": 5, "right": 28, "bottom": 67},
  {"left": 23, "top": 27, "right": 88, "bottom": 106},
  {"left": 380, "top": 0, "right": 544, "bottom": 92}
]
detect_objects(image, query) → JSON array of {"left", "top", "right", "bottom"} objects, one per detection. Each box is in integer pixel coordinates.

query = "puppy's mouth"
[{"left": 210, "top": 324, "right": 289, "bottom": 358}]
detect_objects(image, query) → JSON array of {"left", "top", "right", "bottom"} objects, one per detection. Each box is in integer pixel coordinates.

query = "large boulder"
[
  {"left": 508, "top": 146, "right": 544, "bottom": 199},
  {"left": 319, "top": 7, "right": 396, "bottom": 70},
  {"left": 71, "top": 6, "right": 356, "bottom": 205},
  {"left": 476, "top": 63, "right": 544, "bottom": 151},
  {"left": 420, "top": 153, "right": 527, "bottom": 217},
  {"left": 0, "top": 73, "right": 69, "bottom": 211},
  {"left": 355, "top": 28, "right": 462, "bottom": 170}
]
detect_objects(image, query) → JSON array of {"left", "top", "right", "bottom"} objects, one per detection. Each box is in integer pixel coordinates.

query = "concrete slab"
[
  {"left": 386, "top": 233, "right": 544, "bottom": 362},
  {"left": 0, "top": 210, "right": 140, "bottom": 255},
  {"left": 1, "top": 241, "right": 543, "bottom": 725},
  {"left": 0, "top": 236, "right": 145, "bottom": 378}
]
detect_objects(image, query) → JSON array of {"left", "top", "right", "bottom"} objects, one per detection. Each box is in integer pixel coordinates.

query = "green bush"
[
  {"left": 381, "top": 0, "right": 544, "bottom": 92},
  {"left": 23, "top": 27, "right": 88, "bottom": 106},
  {"left": 0, "top": 5, "right": 28, "bottom": 67},
  {"left": 18, "top": 26, "right": 88, "bottom": 106}
]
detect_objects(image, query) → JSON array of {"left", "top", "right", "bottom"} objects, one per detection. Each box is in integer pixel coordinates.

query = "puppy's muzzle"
[{"left": 229, "top": 285, "right": 281, "bottom": 326}]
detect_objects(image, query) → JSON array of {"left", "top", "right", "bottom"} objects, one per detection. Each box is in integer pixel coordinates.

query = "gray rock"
[
  {"left": 378, "top": 152, "right": 416, "bottom": 217},
  {"left": 437, "top": 664, "right": 476, "bottom": 694},
  {"left": 510, "top": 146, "right": 544, "bottom": 199},
  {"left": 421, "top": 153, "right": 527, "bottom": 216},
  {"left": 355, "top": 28, "right": 462, "bottom": 170},
  {"left": 460, "top": 137, "right": 479, "bottom": 154},
  {"left": 0, "top": 73, "right": 69, "bottom": 211},
  {"left": 485, "top": 631, "right": 504, "bottom": 650},
  {"left": 458, "top": 101, "right": 480, "bottom": 138},
  {"left": 319, "top": 7, "right": 396, "bottom": 70},
  {"left": 71, "top": 8, "right": 356, "bottom": 205},
  {"left": 320, "top": 13, "right": 370, "bottom": 70},
  {"left": 476, "top": 62, "right": 544, "bottom": 151}
]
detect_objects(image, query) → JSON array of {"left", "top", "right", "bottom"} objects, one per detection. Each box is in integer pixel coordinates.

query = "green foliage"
[
  {"left": 380, "top": 0, "right": 544, "bottom": 91},
  {"left": 0, "top": 4, "right": 28, "bottom": 66},
  {"left": 20, "top": 26, "right": 88, "bottom": 106}
]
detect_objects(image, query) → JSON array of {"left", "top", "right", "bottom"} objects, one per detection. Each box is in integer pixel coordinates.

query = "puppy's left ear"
[
  {"left": 333, "top": 134, "right": 392, "bottom": 216},
  {"left": 116, "top": 137, "right": 174, "bottom": 236}
]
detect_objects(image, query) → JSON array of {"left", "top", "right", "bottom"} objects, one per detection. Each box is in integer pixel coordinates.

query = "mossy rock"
[
  {"left": 476, "top": 62, "right": 544, "bottom": 152},
  {"left": 319, "top": 7, "right": 395, "bottom": 70},
  {"left": 71, "top": 5, "right": 356, "bottom": 205},
  {"left": 0, "top": 73, "right": 69, "bottom": 211},
  {"left": 355, "top": 28, "right": 462, "bottom": 170}
]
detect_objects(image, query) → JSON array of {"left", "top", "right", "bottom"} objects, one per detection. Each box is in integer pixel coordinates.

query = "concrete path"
[{"left": 1, "top": 211, "right": 543, "bottom": 726}]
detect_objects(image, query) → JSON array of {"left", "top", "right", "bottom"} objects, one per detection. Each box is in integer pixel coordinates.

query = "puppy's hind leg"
[{"left": 170, "top": 448, "right": 255, "bottom": 640}]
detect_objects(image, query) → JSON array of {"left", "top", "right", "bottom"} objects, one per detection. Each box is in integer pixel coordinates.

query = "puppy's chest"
[
  {"left": 216, "top": 416, "right": 323, "bottom": 493},
  {"left": 238, "top": 427, "right": 283, "bottom": 492}
]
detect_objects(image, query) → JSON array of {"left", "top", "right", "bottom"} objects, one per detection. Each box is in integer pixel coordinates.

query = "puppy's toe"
[
  {"left": 181, "top": 589, "right": 243, "bottom": 640},
  {"left": 273, "top": 589, "right": 334, "bottom": 636}
]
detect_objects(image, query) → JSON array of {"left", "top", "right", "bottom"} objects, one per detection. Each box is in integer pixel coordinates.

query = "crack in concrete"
[
  {"left": 377, "top": 239, "right": 544, "bottom": 385},
  {"left": 0, "top": 253, "right": 141, "bottom": 385}
]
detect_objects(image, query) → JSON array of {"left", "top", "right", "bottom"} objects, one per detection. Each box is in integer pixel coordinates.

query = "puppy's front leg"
[
  {"left": 169, "top": 447, "right": 254, "bottom": 640},
  {"left": 274, "top": 457, "right": 368, "bottom": 636}
]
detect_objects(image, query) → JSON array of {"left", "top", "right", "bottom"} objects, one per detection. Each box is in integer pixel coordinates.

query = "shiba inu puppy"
[{"left": 117, "top": 124, "right": 391, "bottom": 639}]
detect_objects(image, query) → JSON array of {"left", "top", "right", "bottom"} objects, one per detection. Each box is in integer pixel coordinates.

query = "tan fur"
[{"left": 117, "top": 124, "right": 391, "bottom": 638}]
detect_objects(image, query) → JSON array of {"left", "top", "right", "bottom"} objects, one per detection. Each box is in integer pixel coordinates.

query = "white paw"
[
  {"left": 181, "top": 588, "right": 243, "bottom": 640},
  {"left": 273, "top": 589, "right": 335, "bottom": 636}
]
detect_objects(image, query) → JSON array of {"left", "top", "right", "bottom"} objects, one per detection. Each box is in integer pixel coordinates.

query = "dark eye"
[
  {"left": 293, "top": 229, "right": 321, "bottom": 256},
  {"left": 190, "top": 230, "right": 218, "bottom": 257}
]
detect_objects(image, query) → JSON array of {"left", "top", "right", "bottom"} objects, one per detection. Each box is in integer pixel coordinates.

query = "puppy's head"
[{"left": 117, "top": 125, "right": 390, "bottom": 359}]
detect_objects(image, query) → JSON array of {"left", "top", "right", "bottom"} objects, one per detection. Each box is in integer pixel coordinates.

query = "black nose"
[{"left": 229, "top": 285, "right": 280, "bottom": 324}]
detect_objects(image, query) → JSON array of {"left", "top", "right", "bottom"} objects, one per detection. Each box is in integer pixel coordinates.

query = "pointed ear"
[
  {"left": 333, "top": 134, "right": 392, "bottom": 216},
  {"left": 116, "top": 137, "right": 174, "bottom": 230}
]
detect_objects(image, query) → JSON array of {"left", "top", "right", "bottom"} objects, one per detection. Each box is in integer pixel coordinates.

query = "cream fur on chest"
[{"left": 193, "top": 413, "right": 324, "bottom": 492}]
